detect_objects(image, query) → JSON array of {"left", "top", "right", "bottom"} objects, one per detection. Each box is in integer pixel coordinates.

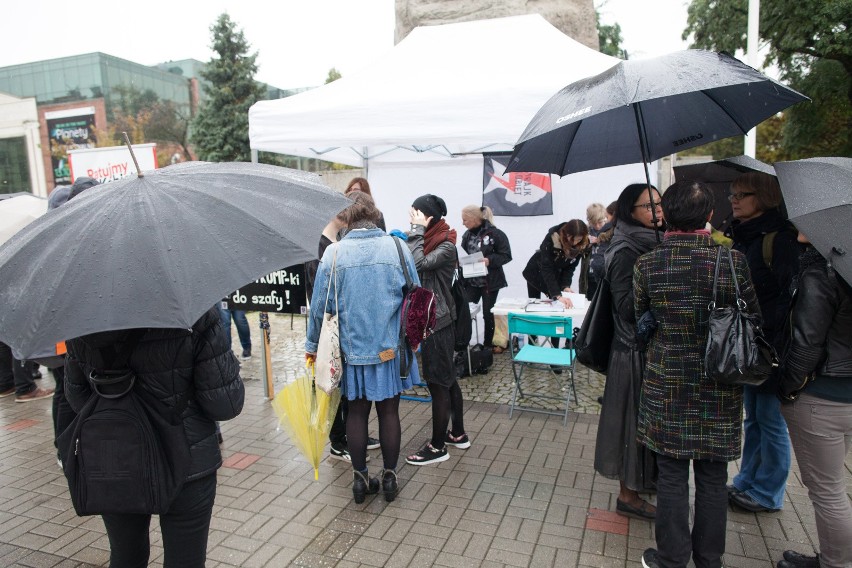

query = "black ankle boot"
[
  {"left": 352, "top": 470, "right": 379, "bottom": 504},
  {"left": 381, "top": 469, "right": 398, "bottom": 502}
]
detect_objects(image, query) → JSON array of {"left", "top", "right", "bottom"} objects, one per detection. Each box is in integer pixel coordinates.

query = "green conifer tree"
[{"left": 191, "top": 13, "right": 264, "bottom": 162}]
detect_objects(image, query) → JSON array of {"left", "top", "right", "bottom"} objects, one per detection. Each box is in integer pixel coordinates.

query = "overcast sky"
[{"left": 0, "top": 0, "right": 691, "bottom": 90}]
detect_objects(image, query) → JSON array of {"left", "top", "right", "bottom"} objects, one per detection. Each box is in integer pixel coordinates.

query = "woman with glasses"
[
  {"left": 726, "top": 172, "right": 801, "bottom": 514},
  {"left": 594, "top": 183, "right": 663, "bottom": 522}
]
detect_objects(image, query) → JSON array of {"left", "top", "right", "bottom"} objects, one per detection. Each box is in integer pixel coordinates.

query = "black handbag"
[
  {"left": 574, "top": 277, "right": 614, "bottom": 374},
  {"left": 704, "top": 246, "right": 779, "bottom": 386}
]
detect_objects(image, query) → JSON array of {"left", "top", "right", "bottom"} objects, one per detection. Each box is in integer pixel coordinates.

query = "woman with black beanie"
[{"left": 405, "top": 194, "right": 470, "bottom": 465}]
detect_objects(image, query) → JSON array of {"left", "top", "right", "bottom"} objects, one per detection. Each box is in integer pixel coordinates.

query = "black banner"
[{"left": 225, "top": 265, "right": 307, "bottom": 314}]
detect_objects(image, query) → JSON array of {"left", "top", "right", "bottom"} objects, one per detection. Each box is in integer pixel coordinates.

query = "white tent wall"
[{"left": 367, "top": 156, "right": 655, "bottom": 307}]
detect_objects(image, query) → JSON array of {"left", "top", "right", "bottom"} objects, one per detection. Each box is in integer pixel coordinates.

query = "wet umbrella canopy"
[
  {"left": 507, "top": 50, "right": 808, "bottom": 177},
  {"left": 0, "top": 161, "right": 352, "bottom": 358},
  {"left": 774, "top": 157, "right": 852, "bottom": 283},
  {"left": 674, "top": 155, "right": 776, "bottom": 232}
]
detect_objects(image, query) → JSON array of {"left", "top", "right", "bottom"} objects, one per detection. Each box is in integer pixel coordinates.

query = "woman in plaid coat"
[{"left": 634, "top": 181, "right": 760, "bottom": 568}]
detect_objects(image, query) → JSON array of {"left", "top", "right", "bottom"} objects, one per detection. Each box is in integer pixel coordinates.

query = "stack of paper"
[
  {"left": 459, "top": 252, "right": 487, "bottom": 278},
  {"left": 494, "top": 298, "right": 530, "bottom": 309}
]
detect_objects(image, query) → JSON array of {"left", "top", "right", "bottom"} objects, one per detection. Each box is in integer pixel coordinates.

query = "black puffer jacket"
[
  {"left": 522, "top": 223, "right": 582, "bottom": 299},
  {"left": 65, "top": 307, "right": 244, "bottom": 481},
  {"left": 730, "top": 210, "right": 801, "bottom": 392},
  {"left": 407, "top": 226, "right": 457, "bottom": 332},
  {"left": 783, "top": 248, "right": 852, "bottom": 384},
  {"left": 460, "top": 220, "right": 512, "bottom": 292}
]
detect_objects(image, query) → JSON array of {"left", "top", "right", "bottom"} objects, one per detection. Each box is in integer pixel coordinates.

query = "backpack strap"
[
  {"left": 762, "top": 231, "right": 777, "bottom": 270},
  {"left": 392, "top": 236, "right": 415, "bottom": 378}
]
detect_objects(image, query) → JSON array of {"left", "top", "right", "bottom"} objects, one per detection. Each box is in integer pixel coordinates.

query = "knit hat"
[{"left": 411, "top": 194, "right": 447, "bottom": 220}]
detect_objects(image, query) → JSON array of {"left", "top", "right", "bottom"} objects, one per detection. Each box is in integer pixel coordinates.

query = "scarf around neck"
[{"left": 424, "top": 219, "right": 457, "bottom": 254}]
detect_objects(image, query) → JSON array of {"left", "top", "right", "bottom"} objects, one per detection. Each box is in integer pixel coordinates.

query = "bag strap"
[
  {"left": 323, "top": 246, "right": 339, "bottom": 315},
  {"left": 392, "top": 236, "right": 414, "bottom": 292},
  {"left": 762, "top": 231, "right": 777, "bottom": 269},
  {"left": 391, "top": 236, "right": 415, "bottom": 377},
  {"left": 710, "top": 246, "right": 744, "bottom": 310}
]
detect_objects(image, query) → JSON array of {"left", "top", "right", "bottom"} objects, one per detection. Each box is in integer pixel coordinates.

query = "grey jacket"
[{"left": 407, "top": 226, "right": 457, "bottom": 332}]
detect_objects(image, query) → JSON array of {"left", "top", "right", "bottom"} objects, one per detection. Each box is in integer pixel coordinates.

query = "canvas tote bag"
[{"left": 315, "top": 248, "right": 343, "bottom": 394}]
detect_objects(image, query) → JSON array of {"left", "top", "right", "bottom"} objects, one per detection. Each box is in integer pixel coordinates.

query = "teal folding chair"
[{"left": 507, "top": 313, "right": 576, "bottom": 426}]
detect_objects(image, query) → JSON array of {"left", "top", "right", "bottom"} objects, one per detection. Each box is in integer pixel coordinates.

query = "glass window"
[{"left": 0, "top": 137, "right": 31, "bottom": 194}]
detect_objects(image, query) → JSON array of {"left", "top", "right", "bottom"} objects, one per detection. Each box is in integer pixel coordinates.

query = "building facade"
[
  {"left": 0, "top": 52, "right": 199, "bottom": 190},
  {"left": 0, "top": 93, "right": 47, "bottom": 196}
]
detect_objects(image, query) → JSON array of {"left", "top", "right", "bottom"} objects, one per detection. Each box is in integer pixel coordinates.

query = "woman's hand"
[
  {"left": 563, "top": 287, "right": 574, "bottom": 293},
  {"left": 557, "top": 296, "right": 574, "bottom": 309},
  {"left": 409, "top": 207, "right": 432, "bottom": 227},
  {"left": 305, "top": 352, "right": 316, "bottom": 365},
  {"left": 483, "top": 257, "right": 490, "bottom": 267},
  {"left": 589, "top": 235, "right": 599, "bottom": 244}
]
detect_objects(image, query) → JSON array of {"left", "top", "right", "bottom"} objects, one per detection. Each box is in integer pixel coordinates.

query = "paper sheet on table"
[
  {"left": 561, "top": 292, "right": 588, "bottom": 309},
  {"left": 525, "top": 300, "right": 565, "bottom": 312},
  {"left": 459, "top": 252, "right": 487, "bottom": 278}
]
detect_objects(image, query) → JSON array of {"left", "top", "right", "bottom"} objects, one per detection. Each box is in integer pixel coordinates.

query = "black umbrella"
[
  {"left": 0, "top": 161, "right": 352, "bottom": 358},
  {"left": 674, "top": 155, "right": 776, "bottom": 232},
  {"left": 506, "top": 50, "right": 808, "bottom": 231},
  {"left": 774, "top": 157, "right": 852, "bottom": 283}
]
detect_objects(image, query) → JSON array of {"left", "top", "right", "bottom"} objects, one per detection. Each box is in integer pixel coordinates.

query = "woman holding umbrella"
[
  {"left": 726, "top": 172, "right": 800, "bottom": 514},
  {"left": 594, "top": 183, "right": 663, "bottom": 521},
  {"left": 305, "top": 191, "right": 415, "bottom": 503}
]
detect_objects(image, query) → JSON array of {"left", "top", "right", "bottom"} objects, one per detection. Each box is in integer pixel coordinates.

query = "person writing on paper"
[
  {"left": 522, "top": 219, "right": 589, "bottom": 310},
  {"left": 460, "top": 205, "right": 512, "bottom": 354},
  {"left": 305, "top": 191, "right": 415, "bottom": 504},
  {"left": 594, "top": 183, "right": 664, "bottom": 523}
]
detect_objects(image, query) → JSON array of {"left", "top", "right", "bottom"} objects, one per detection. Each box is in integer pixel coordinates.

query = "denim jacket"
[{"left": 305, "top": 229, "right": 420, "bottom": 365}]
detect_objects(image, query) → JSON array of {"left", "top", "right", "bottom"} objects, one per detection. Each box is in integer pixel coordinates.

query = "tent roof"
[{"left": 248, "top": 14, "right": 620, "bottom": 167}]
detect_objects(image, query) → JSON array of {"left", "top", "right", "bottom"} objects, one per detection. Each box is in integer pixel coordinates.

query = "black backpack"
[
  {"left": 451, "top": 265, "right": 472, "bottom": 351},
  {"left": 58, "top": 330, "right": 192, "bottom": 516}
]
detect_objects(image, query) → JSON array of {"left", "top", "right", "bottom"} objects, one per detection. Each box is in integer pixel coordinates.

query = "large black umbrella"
[
  {"left": 0, "top": 161, "right": 351, "bottom": 358},
  {"left": 673, "top": 155, "right": 776, "bottom": 232},
  {"left": 774, "top": 157, "right": 852, "bottom": 283},
  {"left": 506, "top": 50, "right": 808, "bottom": 222}
]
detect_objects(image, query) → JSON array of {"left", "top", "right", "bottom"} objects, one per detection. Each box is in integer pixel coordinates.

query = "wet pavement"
[{"left": 0, "top": 312, "right": 845, "bottom": 567}]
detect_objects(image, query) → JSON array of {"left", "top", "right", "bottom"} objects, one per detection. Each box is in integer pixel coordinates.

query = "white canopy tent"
[
  {"left": 249, "top": 14, "right": 655, "bottom": 311},
  {"left": 249, "top": 14, "right": 620, "bottom": 168}
]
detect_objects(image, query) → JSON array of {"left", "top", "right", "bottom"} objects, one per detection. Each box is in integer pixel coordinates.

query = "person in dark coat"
[
  {"left": 778, "top": 236, "right": 852, "bottom": 568},
  {"left": 522, "top": 220, "right": 589, "bottom": 307},
  {"left": 580, "top": 202, "right": 612, "bottom": 300},
  {"left": 593, "top": 183, "right": 662, "bottom": 522},
  {"left": 634, "top": 180, "right": 758, "bottom": 568},
  {"left": 460, "top": 205, "right": 512, "bottom": 353},
  {"left": 405, "top": 194, "right": 470, "bottom": 465},
  {"left": 65, "top": 307, "right": 245, "bottom": 568},
  {"left": 726, "top": 172, "right": 800, "bottom": 513}
]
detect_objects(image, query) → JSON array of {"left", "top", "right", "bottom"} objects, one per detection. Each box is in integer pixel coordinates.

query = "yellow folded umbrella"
[{"left": 271, "top": 365, "right": 341, "bottom": 480}]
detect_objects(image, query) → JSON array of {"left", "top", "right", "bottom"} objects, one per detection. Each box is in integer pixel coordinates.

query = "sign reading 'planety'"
[{"left": 225, "top": 265, "right": 307, "bottom": 314}]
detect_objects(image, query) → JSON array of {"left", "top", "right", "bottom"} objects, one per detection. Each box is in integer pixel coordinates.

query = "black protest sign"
[{"left": 225, "top": 265, "right": 307, "bottom": 314}]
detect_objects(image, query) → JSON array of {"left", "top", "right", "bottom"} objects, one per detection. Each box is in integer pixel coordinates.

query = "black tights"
[
  {"left": 427, "top": 380, "right": 465, "bottom": 449},
  {"left": 347, "top": 396, "right": 401, "bottom": 472}
]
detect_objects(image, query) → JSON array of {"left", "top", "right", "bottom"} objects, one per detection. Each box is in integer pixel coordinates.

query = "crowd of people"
[{"left": 3, "top": 173, "right": 849, "bottom": 568}]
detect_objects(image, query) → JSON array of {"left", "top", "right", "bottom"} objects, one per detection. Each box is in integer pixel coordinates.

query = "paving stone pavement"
[{"left": 0, "top": 312, "right": 847, "bottom": 567}]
